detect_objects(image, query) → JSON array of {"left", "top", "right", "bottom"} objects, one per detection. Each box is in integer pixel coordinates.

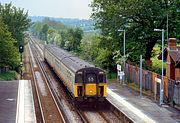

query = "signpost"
[{"left": 117, "top": 64, "right": 125, "bottom": 84}]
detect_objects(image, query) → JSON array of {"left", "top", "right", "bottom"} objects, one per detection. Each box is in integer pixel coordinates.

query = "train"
[{"left": 44, "top": 44, "right": 107, "bottom": 101}]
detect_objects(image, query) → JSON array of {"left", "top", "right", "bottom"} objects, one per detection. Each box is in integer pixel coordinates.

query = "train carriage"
[{"left": 44, "top": 44, "right": 107, "bottom": 101}]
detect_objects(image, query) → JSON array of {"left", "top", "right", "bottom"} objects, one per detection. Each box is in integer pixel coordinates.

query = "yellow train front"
[
  {"left": 74, "top": 67, "right": 107, "bottom": 101},
  {"left": 44, "top": 44, "right": 107, "bottom": 102}
]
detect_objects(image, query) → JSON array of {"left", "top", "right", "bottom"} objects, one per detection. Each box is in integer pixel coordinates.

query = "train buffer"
[{"left": 0, "top": 80, "right": 36, "bottom": 123}]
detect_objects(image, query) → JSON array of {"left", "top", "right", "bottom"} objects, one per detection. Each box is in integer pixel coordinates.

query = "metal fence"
[
  {"left": 125, "top": 63, "right": 180, "bottom": 106},
  {"left": 174, "top": 84, "right": 180, "bottom": 106},
  {"left": 0, "top": 66, "right": 9, "bottom": 73}
]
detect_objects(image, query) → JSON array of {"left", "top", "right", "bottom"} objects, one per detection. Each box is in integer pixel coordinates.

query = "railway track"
[
  {"left": 29, "top": 36, "right": 133, "bottom": 123},
  {"left": 28, "top": 41, "right": 66, "bottom": 123}
]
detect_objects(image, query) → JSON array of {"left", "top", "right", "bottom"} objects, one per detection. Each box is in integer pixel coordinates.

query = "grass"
[{"left": 0, "top": 71, "right": 17, "bottom": 81}]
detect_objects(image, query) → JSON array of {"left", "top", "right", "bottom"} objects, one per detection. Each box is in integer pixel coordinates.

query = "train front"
[{"left": 74, "top": 67, "right": 107, "bottom": 101}]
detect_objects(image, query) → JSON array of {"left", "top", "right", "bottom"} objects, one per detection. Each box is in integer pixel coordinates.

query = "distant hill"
[{"left": 29, "top": 16, "right": 95, "bottom": 32}]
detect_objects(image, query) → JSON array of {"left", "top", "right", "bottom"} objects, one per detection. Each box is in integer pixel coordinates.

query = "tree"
[
  {"left": 91, "top": 0, "right": 180, "bottom": 67},
  {"left": 64, "top": 28, "right": 74, "bottom": 51},
  {"left": 0, "top": 3, "right": 31, "bottom": 46},
  {"left": 31, "top": 22, "right": 42, "bottom": 36},
  {"left": 80, "top": 34, "right": 100, "bottom": 62},
  {"left": 63, "top": 28, "right": 83, "bottom": 51},
  {"left": 0, "top": 17, "right": 19, "bottom": 68},
  {"left": 73, "top": 28, "right": 83, "bottom": 52},
  {"left": 40, "top": 24, "right": 49, "bottom": 41},
  {"left": 47, "top": 29, "right": 62, "bottom": 46}
]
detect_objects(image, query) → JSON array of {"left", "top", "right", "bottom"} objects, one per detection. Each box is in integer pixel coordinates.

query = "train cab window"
[
  {"left": 86, "top": 73, "right": 97, "bottom": 83},
  {"left": 76, "top": 73, "right": 83, "bottom": 83}
]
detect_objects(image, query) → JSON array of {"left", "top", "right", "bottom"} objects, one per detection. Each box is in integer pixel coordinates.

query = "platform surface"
[
  {"left": 16, "top": 80, "right": 36, "bottom": 123},
  {"left": 0, "top": 80, "right": 36, "bottom": 123},
  {"left": 0, "top": 81, "right": 19, "bottom": 123},
  {"left": 107, "top": 81, "right": 180, "bottom": 123}
]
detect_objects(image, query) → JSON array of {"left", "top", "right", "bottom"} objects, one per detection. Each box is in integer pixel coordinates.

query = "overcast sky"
[{"left": 1, "top": 0, "right": 93, "bottom": 19}]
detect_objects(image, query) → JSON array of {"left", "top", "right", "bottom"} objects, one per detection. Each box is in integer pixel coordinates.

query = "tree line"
[
  {"left": 0, "top": 3, "right": 31, "bottom": 71},
  {"left": 31, "top": 0, "right": 180, "bottom": 73},
  {"left": 31, "top": 18, "right": 84, "bottom": 52}
]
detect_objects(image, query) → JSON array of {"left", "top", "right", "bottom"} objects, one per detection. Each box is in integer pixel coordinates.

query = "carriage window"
[
  {"left": 99, "top": 74, "right": 104, "bottom": 82},
  {"left": 86, "top": 73, "right": 97, "bottom": 83}
]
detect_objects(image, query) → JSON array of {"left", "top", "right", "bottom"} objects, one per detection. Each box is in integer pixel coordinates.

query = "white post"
[{"left": 140, "top": 52, "right": 142, "bottom": 97}]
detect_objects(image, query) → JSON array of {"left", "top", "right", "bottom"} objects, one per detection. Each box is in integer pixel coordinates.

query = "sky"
[{"left": 0, "top": 0, "right": 93, "bottom": 19}]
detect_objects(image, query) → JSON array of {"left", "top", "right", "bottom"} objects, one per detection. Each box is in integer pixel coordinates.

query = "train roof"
[{"left": 44, "top": 44, "right": 95, "bottom": 72}]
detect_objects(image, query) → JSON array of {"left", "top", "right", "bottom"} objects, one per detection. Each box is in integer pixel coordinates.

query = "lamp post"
[
  {"left": 154, "top": 29, "right": 164, "bottom": 105},
  {"left": 118, "top": 29, "right": 126, "bottom": 85}
]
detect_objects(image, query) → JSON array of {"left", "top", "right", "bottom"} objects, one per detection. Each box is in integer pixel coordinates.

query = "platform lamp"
[{"left": 154, "top": 29, "right": 164, "bottom": 105}]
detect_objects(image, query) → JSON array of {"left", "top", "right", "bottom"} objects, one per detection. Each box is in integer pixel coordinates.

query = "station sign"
[
  {"left": 117, "top": 64, "right": 121, "bottom": 71},
  {"left": 155, "top": 77, "right": 161, "bottom": 83}
]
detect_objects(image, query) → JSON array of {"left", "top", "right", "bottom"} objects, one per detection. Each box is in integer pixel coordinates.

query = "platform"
[
  {"left": 107, "top": 81, "right": 180, "bottom": 123},
  {"left": 0, "top": 81, "right": 19, "bottom": 123},
  {"left": 0, "top": 80, "right": 36, "bottom": 123}
]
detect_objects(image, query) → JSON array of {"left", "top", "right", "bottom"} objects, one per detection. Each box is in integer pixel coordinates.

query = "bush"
[
  {"left": 107, "top": 72, "right": 117, "bottom": 79},
  {"left": 0, "top": 71, "right": 17, "bottom": 80}
]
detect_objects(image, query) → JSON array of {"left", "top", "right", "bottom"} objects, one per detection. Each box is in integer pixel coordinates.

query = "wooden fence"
[{"left": 125, "top": 63, "right": 180, "bottom": 106}]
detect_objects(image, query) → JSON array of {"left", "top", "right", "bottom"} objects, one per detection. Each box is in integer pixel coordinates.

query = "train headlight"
[
  {"left": 78, "top": 72, "right": 82, "bottom": 74},
  {"left": 99, "top": 72, "right": 104, "bottom": 74}
]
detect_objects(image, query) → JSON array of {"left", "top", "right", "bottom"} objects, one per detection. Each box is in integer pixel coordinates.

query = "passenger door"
[{"left": 85, "top": 72, "right": 97, "bottom": 96}]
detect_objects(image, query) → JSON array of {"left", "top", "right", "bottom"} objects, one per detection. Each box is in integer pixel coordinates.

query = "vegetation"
[
  {"left": 0, "top": 3, "right": 31, "bottom": 46},
  {"left": 0, "top": 3, "right": 31, "bottom": 73},
  {"left": 31, "top": 18, "right": 84, "bottom": 52},
  {"left": 0, "top": 71, "right": 17, "bottom": 80},
  {"left": 30, "top": 16, "right": 94, "bottom": 32},
  {"left": 90, "top": 0, "right": 180, "bottom": 67},
  {"left": 0, "top": 17, "right": 19, "bottom": 69},
  {"left": 151, "top": 44, "right": 166, "bottom": 74}
]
